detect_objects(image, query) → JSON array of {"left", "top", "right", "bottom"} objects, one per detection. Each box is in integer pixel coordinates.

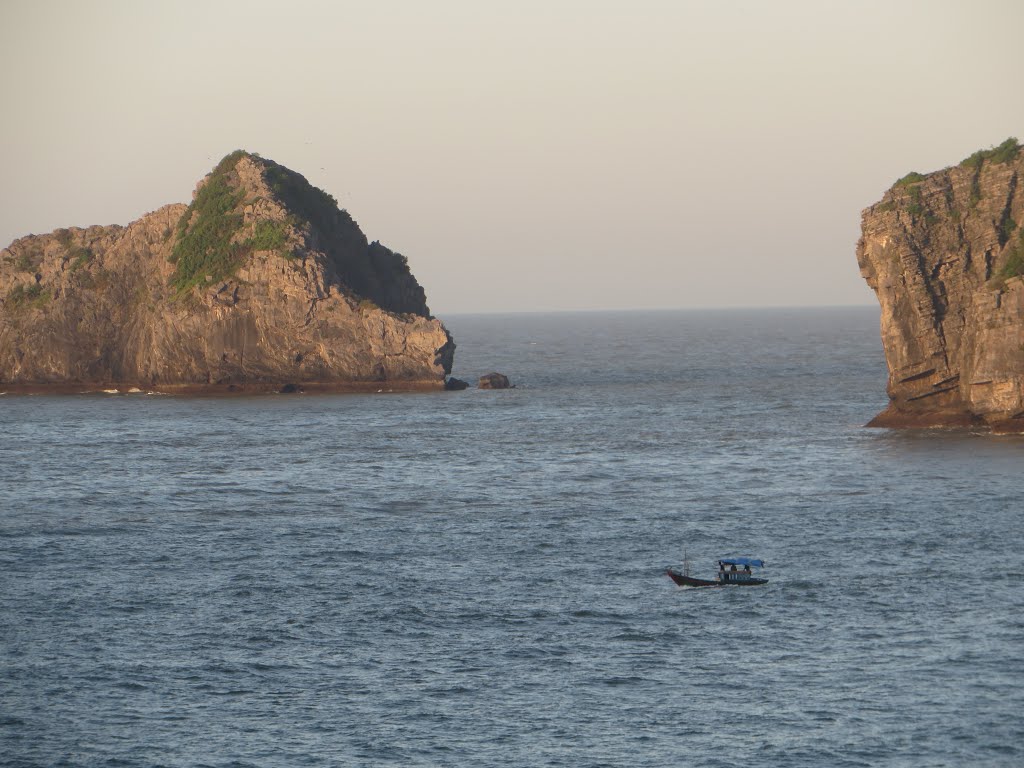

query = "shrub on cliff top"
[
  {"left": 55, "top": 228, "right": 74, "bottom": 248},
  {"left": 895, "top": 171, "right": 927, "bottom": 187},
  {"left": 961, "top": 137, "right": 1021, "bottom": 170}
]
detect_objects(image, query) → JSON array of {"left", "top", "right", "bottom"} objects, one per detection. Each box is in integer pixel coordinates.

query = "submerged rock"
[
  {"left": 0, "top": 151, "right": 455, "bottom": 392},
  {"left": 857, "top": 138, "right": 1024, "bottom": 429}
]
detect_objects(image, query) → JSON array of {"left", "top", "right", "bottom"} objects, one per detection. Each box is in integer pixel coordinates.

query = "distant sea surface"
[{"left": 2, "top": 307, "right": 1022, "bottom": 767}]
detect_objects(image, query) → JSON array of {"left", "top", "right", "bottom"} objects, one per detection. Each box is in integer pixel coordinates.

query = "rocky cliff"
[
  {"left": 0, "top": 151, "right": 454, "bottom": 392},
  {"left": 858, "top": 138, "right": 1024, "bottom": 429}
]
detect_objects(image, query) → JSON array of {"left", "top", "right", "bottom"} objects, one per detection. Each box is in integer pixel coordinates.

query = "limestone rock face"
[
  {"left": 0, "top": 152, "right": 455, "bottom": 391},
  {"left": 857, "top": 140, "right": 1024, "bottom": 428}
]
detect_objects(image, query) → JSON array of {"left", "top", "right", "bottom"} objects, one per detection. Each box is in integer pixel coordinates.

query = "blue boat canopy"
[{"left": 719, "top": 557, "right": 765, "bottom": 568}]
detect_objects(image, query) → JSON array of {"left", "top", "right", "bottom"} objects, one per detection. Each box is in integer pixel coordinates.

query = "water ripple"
[{"left": 1, "top": 309, "right": 1021, "bottom": 767}]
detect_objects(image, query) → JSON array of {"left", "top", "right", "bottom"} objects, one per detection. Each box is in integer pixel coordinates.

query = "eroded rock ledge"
[
  {"left": 858, "top": 138, "right": 1024, "bottom": 430},
  {"left": 0, "top": 151, "right": 455, "bottom": 392}
]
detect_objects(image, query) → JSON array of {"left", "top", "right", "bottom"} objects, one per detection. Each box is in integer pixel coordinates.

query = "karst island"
[
  {"left": 0, "top": 151, "right": 455, "bottom": 393},
  {"left": 859, "top": 138, "right": 1024, "bottom": 430}
]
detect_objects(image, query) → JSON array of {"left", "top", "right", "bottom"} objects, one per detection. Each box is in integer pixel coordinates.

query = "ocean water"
[{"left": 1, "top": 307, "right": 1022, "bottom": 767}]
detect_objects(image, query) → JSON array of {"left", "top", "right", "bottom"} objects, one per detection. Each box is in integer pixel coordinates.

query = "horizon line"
[{"left": 435, "top": 302, "right": 879, "bottom": 317}]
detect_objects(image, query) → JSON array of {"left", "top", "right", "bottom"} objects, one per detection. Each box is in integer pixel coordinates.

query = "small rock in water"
[
  {"left": 445, "top": 377, "right": 469, "bottom": 391},
  {"left": 478, "top": 372, "right": 512, "bottom": 389}
]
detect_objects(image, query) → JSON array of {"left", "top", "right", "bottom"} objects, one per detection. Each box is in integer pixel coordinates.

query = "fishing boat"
[{"left": 666, "top": 555, "right": 768, "bottom": 587}]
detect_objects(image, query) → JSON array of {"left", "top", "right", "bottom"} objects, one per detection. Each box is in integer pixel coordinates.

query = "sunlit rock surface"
[
  {"left": 858, "top": 140, "right": 1024, "bottom": 429},
  {"left": 0, "top": 151, "right": 455, "bottom": 392}
]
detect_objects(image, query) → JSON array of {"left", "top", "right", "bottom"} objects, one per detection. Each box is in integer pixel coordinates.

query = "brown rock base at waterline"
[
  {"left": 865, "top": 406, "right": 982, "bottom": 430},
  {"left": 0, "top": 380, "right": 448, "bottom": 396}
]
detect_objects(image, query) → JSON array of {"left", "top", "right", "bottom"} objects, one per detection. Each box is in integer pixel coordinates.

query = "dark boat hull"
[{"left": 666, "top": 568, "right": 768, "bottom": 587}]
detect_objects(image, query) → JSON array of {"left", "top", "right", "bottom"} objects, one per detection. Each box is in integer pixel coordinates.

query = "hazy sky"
[{"left": 2, "top": 0, "right": 1022, "bottom": 314}]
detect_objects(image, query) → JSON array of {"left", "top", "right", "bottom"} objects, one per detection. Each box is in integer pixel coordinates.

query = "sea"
[{"left": 1, "top": 307, "right": 1022, "bottom": 767}]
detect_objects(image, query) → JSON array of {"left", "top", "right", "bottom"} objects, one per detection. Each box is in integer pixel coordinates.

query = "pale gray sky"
[{"left": 1, "top": 0, "right": 1021, "bottom": 313}]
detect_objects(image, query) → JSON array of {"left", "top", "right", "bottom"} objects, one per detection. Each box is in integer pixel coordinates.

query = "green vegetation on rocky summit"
[
  {"left": 169, "top": 151, "right": 249, "bottom": 293},
  {"left": 169, "top": 151, "right": 342, "bottom": 293},
  {"left": 895, "top": 171, "right": 927, "bottom": 187},
  {"left": 167, "top": 150, "right": 429, "bottom": 314},
  {"left": 884, "top": 137, "right": 1021, "bottom": 219},
  {"left": 960, "top": 137, "right": 1021, "bottom": 170}
]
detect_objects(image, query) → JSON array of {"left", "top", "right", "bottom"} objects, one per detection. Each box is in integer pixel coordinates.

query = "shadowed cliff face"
[
  {"left": 0, "top": 151, "right": 454, "bottom": 390},
  {"left": 858, "top": 139, "right": 1024, "bottom": 429}
]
